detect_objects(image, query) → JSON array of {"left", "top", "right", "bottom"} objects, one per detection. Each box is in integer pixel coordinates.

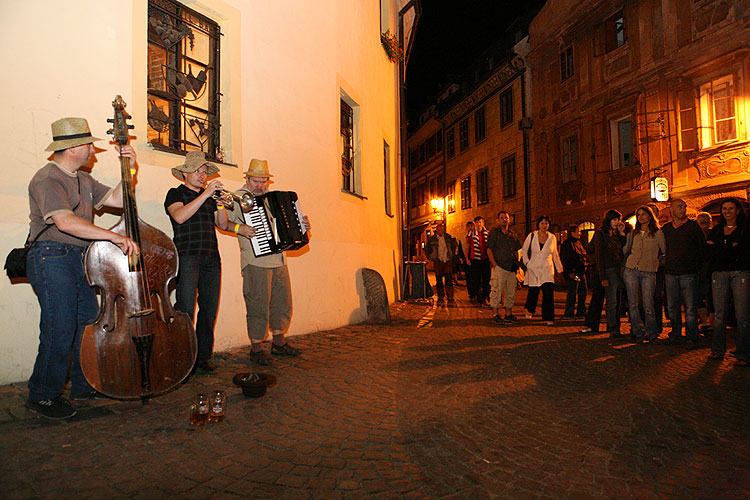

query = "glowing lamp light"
[
  {"left": 430, "top": 198, "right": 445, "bottom": 212},
  {"left": 650, "top": 177, "right": 669, "bottom": 202}
]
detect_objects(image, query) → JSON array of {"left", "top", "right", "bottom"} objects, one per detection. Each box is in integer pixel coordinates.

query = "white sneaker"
[
  {"left": 524, "top": 312, "right": 533, "bottom": 319},
  {"left": 546, "top": 321, "right": 554, "bottom": 326}
]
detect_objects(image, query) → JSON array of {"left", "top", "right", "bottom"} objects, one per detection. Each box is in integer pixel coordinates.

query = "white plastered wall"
[{"left": 0, "top": 0, "right": 402, "bottom": 384}]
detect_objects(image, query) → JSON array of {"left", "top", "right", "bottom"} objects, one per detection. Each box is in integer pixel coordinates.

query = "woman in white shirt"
[{"left": 522, "top": 216, "right": 563, "bottom": 325}]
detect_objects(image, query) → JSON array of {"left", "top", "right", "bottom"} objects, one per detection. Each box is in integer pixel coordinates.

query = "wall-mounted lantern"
[
  {"left": 650, "top": 176, "right": 669, "bottom": 202},
  {"left": 430, "top": 197, "right": 446, "bottom": 221}
]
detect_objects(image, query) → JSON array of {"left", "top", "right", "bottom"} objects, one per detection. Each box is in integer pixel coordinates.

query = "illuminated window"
[
  {"left": 700, "top": 76, "right": 737, "bottom": 146},
  {"left": 446, "top": 181, "right": 456, "bottom": 213},
  {"left": 459, "top": 118, "right": 469, "bottom": 152},
  {"left": 561, "top": 135, "right": 578, "bottom": 182},
  {"left": 477, "top": 167, "right": 489, "bottom": 205},
  {"left": 678, "top": 74, "right": 738, "bottom": 151},
  {"left": 460, "top": 175, "right": 472, "bottom": 209},
  {"left": 502, "top": 155, "right": 516, "bottom": 198},
  {"left": 500, "top": 88, "right": 514, "bottom": 128},
  {"left": 560, "top": 46, "right": 574, "bottom": 81},
  {"left": 610, "top": 116, "right": 634, "bottom": 170},
  {"left": 474, "top": 107, "right": 486, "bottom": 142},
  {"left": 147, "top": 0, "right": 221, "bottom": 158}
]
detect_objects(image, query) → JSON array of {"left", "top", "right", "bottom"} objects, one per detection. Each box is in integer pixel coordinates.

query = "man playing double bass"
[{"left": 25, "top": 117, "right": 138, "bottom": 420}]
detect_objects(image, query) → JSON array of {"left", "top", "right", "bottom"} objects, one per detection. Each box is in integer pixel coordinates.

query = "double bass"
[{"left": 80, "top": 95, "right": 197, "bottom": 400}]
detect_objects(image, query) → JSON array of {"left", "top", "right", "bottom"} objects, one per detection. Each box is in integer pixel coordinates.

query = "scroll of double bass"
[{"left": 80, "top": 95, "right": 197, "bottom": 400}]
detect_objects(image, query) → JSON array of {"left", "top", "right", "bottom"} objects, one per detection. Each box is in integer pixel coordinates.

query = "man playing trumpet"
[{"left": 165, "top": 151, "right": 228, "bottom": 374}]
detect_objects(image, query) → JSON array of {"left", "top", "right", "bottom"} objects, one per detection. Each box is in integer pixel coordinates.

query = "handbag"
[{"left": 4, "top": 225, "right": 52, "bottom": 280}]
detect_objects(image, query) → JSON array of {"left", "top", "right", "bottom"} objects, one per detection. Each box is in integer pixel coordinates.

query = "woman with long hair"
[
  {"left": 580, "top": 209, "right": 627, "bottom": 337},
  {"left": 706, "top": 197, "right": 750, "bottom": 366},
  {"left": 521, "top": 215, "right": 563, "bottom": 325},
  {"left": 622, "top": 206, "right": 665, "bottom": 342}
]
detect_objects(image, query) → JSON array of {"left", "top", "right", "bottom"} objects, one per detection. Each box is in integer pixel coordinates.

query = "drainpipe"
[{"left": 519, "top": 69, "right": 533, "bottom": 235}]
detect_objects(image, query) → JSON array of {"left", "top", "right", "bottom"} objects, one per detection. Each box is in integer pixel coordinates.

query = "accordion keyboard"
[{"left": 244, "top": 202, "right": 275, "bottom": 257}]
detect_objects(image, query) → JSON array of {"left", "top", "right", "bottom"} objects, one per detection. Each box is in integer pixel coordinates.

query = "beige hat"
[
  {"left": 45, "top": 117, "right": 102, "bottom": 152},
  {"left": 243, "top": 158, "right": 273, "bottom": 178},
  {"left": 171, "top": 151, "right": 220, "bottom": 180}
]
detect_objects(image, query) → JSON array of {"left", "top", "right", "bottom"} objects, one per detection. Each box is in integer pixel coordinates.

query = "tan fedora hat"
[
  {"left": 45, "top": 117, "right": 102, "bottom": 152},
  {"left": 243, "top": 158, "right": 273, "bottom": 178},
  {"left": 171, "top": 151, "right": 220, "bottom": 180}
]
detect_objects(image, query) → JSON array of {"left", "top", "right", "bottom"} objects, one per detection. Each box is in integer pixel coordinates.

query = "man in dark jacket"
[
  {"left": 560, "top": 224, "right": 588, "bottom": 318},
  {"left": 426, "top": 222, "right": 457, "bottom": 304},
  {"left": 487, "top": 211, "right": 522, "bottom": 323}
]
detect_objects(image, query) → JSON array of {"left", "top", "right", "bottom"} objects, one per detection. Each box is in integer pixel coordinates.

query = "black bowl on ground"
[{"left": 232, "top": 372, "right": 277, "bottom": 398}]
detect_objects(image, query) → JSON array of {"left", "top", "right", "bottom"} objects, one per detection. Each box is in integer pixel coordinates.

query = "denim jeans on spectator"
[
  {"left": 26, "top": 242, "right": 96, "bottom": 401},
  {"left": 711, "top": 271, "right": 750, "bottom": 361},
  {"left": 665, "top": 273, "right": 699, "bottom": 342},
  {"left": 564, "top": 275, "right": 587, "bottom": 317},
  {"left": 623, "top": 267, "right": 657, "bottom": 339},
  {"left": 604, "top": 267, "right": 622, "bottom": 335},
  {"left": 175, "top": 255, "right": 221, "bottom": 365}
]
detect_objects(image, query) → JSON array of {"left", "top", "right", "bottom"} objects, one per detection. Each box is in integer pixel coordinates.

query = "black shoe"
[
  {"left": 196, "top": 361, "right": 216, "bottom": 374},
  {"left": 686, "top": 340, "right": 700, "bottom": 349},
  {"left": 70, "top": 391, "right": 108, "bottom": 401},
  {"left": 505, "top": 314, "right": 518, "bottom": 323},
  {"left": 492, "top": 315, "right": 504, "bottom": 325},
  {"left": 563, "top": 315, "right": 576, "bottom": 320},
  {"left": 25, "top": 396, "right": 76, "bottom": 420},
  {"left": 249, "top": 350, "right": 273, "bottom": 366},
  {"left": 271, "top": 342, "right": 301, "bottom": 356}
]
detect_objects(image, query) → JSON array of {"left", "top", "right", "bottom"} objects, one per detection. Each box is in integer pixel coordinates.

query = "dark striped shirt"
[{"left": 164, "top": 184, "right": 219, "bottom": 257}]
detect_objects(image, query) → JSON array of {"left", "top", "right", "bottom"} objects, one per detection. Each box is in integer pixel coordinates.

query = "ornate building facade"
[{"left": 527, "top": 0, "right": 750, "bottom": 235}]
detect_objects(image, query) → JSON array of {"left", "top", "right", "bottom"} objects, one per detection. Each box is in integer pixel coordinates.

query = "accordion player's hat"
[
  {"left": 45, "top": 117, "right": 102, "bottom": 152},
  {"left": 171, "top": 151, "right": 219, "bottom": 180},
  {"left": 244, "top": 158, "right": 273, "bottom": 178}
]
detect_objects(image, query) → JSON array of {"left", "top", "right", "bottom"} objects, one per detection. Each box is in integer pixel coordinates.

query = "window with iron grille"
[
  {"left": 560, "top": 45, "right": 574, "bottom": 82},
  {"left": 341, "top": 99, "right": 354, "bottom": 192},
  {"left": 500, "top": 88, "right": 513, "bottom": 128},
  {"left": 502, "top": 156, "right": 516, "bottom": 198},
  {"left": 147, "top": 0, "right": 221, "bottom": 159},
  {"left": 459, "top": 118, "right": 469, "bottom": 151},
  {"left": 446, "top": 128, "right": 455, "bottom": 158},
  {"left": 477, "top": 167, "right": 489, "bottom": 205},
  {"left": 460, "top": 175, "right": 472, "bottom": 209},
  {"left": 474, "top": 107, "right": 486, "bottom": 142},
  {"left": 446, "top": 181, "right": 456, "bottom": 213}
]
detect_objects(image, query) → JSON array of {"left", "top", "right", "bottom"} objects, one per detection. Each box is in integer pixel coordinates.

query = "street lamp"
[{"left": 430, "top": 197, "right": 446, "bottom": 221}]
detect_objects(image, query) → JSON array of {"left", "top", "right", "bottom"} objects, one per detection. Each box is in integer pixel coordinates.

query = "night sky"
[{"left": 405, "top": 0, "right": 548, "bottom": 125}]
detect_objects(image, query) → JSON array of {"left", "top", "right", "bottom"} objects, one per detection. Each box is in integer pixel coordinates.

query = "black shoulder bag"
[{"left": 4, "top": 225, "right": 52, "bottom": 280}]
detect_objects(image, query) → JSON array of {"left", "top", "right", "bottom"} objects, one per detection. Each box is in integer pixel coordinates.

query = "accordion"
[{"left": 243, "top": 190, "right": 308, "bottom": 257}]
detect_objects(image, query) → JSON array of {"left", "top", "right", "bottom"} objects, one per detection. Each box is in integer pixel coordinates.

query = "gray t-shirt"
[{"left": 28, "top": 162, "right": 114, "bottom": 247}]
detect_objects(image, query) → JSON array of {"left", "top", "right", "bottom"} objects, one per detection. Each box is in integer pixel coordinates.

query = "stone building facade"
[{"left": 527, "top": 0, "right": 750, "bottom": 237}]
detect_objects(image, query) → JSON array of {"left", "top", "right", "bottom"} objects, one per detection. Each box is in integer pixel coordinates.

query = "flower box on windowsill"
[{"left": 380, "top": 30, "right": 403, "bottom": 63}]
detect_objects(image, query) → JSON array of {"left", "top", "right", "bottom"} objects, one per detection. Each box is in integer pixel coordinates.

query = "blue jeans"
[
  {"left": 604, "top": 267, "right": 621, "bottom": 335},
  {"left": 26, "top": 242, "right": 96, "bottom": 401},
  {"left": 175, "top": 255, "right": 221, "bottom": 365},
  {"left": 665, "top": 273, "right": 699, "bottom": 342},
  {"left": 711, "top": 271, "right": 750, "bottom": 361},
  {"left": 623, "top": 268, "right": 657, "bottom": 339}
]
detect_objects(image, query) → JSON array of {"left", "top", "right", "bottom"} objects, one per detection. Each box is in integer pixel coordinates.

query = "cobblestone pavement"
[{"left": 1, "top": 286, "right": 749, "bottom": 500}]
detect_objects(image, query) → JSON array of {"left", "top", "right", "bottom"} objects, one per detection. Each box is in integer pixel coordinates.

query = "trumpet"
[{"left": 212, "top": 189, "right": 255, "bottom": 211}]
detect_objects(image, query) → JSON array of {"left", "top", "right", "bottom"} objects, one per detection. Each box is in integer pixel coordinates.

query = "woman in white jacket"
[{"left": 522, "top": 216, "right": 563, "bottom": 325}]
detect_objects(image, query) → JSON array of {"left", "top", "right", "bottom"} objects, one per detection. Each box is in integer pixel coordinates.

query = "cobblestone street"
[{"left": 1, "top": 286, "right": 748, "bottom": 499}]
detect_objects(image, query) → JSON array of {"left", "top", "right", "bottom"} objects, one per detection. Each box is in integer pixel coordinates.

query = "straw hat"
[
  {"left": 243, "top": 158, "right": 273, "bottom": 178},
  {"left": 45, "top": 117, "right": 102, "bottom": 152},
  {"left": 171, "top": 151, "right": 220, "bottom": 180}
]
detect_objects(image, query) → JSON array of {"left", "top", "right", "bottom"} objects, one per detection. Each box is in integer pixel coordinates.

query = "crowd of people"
[{"left": 424, "top": 201, "right": 750, "bottom": 371}]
